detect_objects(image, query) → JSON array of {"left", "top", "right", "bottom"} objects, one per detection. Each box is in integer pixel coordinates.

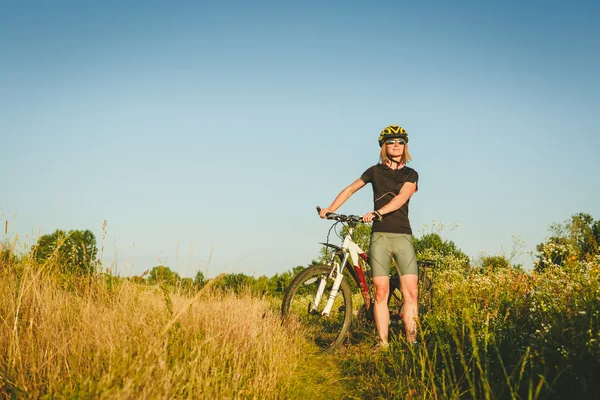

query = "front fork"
[{"left": 310, "top": 252, "right": 350, "bottom": 316}]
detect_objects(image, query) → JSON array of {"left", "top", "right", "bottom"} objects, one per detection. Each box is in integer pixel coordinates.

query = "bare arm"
[
  {"left": 319, "top": 178, "right": 366, "bottom": 218},
  {"left": 362, "top": 182, "right": 417, "bottom": 222},
  {"left": 378, "top": 181, "right": 417, "bottom": 215}
]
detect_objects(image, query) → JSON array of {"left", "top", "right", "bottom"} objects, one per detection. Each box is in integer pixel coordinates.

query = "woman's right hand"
[{"left": 319, "top": 207, "right": 333, "bottom": 219}]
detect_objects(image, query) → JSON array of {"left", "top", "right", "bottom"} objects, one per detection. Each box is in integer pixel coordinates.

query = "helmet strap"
[
  {"left": 386, "top": 154, "right": 403, "bottom": 164},
  {"left": 385, "top": 154, "right": 404, "bottom": 169}
]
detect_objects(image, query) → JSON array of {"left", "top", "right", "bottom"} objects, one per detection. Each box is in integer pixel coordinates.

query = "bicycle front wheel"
[{"left": 281, "top": 264, "right": 353, "bottom": 353}]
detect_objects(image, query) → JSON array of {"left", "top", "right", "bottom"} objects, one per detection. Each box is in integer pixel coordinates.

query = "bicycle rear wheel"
[
  {"left": 389, "top": 269, "right": 433, "bottom": 317},
  {"left": 418, "top": 271, "right": 433, "bottom": 314},
  {"left": 281, "top": 264, "right": 353, "bottom": 353}
]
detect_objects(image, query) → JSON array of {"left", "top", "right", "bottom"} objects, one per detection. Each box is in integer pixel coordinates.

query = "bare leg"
[
  {"left": 400, "top": 274, "right": 418, "bottom": 343},
  {"left": 372, "top": 276, "right": 390, "bottom": 343}
]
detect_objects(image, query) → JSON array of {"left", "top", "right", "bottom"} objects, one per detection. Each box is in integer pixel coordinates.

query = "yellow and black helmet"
[{"left": 378, "top": 125, "right": 409, "bottom": 147}]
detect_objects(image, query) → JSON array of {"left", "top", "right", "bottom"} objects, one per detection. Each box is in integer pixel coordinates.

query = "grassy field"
[
  {"left": 338, "top": 262, "right": 600, "bottom": 399},
  {"left": 1, "top": 254, "right": 599, "bottom": 399},
  {"left": 0, "top": 257, "right": 352, "bottom": 399}
]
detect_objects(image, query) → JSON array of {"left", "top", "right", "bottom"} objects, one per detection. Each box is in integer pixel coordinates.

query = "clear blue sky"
[{"left": 2, "top": 1, "right": 599, "bottom": 278}]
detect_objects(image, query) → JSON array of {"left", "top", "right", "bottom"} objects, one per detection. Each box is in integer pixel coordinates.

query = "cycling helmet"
[{"left": 378, "top": 125, "right": 409, "bottom": 147}]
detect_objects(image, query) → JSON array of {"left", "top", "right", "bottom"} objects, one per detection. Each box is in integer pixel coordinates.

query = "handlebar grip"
[{"left": 316, "top": 206, "right": 333, "bottom": 218}]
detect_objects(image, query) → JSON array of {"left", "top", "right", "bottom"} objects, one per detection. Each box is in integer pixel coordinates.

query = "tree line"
[{"left": 1, "top": 212, "right": 598, "bottom": 296}]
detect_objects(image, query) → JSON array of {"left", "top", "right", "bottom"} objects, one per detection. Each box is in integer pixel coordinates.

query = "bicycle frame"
[
  {"left": 280, "top": 209, "right": 438, "bottom": 354},
  {"left": 311, "top": 219, "right": 373, "bottom": 316}
]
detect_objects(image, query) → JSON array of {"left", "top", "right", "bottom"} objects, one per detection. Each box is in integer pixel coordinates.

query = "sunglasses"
[{"left": 385, "top": 139, "right": 406, "bottom": 145}]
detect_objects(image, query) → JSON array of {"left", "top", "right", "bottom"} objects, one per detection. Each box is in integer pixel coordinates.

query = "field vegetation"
[{"left": 1, "top": 212, "right": 598, "bottom": 399}]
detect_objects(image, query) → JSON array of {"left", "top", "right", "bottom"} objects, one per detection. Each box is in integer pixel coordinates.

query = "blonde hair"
[{"left": 380, "top": 143, "right": 412, "bottom": 164}]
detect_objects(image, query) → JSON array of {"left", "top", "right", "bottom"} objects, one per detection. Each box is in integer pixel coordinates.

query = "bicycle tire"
[
  {"left": 281, "top": 264, "right": 353, "bottom": 353},
  {"left": 389, "top": 269, "right": 433, "bottom": 317},
  {"left": 419, "top": 272, "right": 433, "bottom": 314}
]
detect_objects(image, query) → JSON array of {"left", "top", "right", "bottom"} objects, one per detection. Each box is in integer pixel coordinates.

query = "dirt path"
[{"left": 285, "top": 351, "right": 360, "bottom": 400}]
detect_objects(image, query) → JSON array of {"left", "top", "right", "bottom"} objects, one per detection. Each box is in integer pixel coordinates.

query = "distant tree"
[
  {"left": 179, "top": 277, "right": 196, "bottom": 294},
  {"left": 253, "top": 275, "right": 270, "bottom": 297},
  {"left": 128, "top": 275, "right": 146, "bottom": 284},
  {"left": 32, "top": 229, "right": 98, "bottom": 274},
  {"left": 480, "top": 254, "right": 511, "bottom": 271},
  {"left": 148, "top": 265, "right": 181, "bottom": 286},
  {"left": 267, "top": 273, "right": 285, "bottom": 294},
  {"left": 194, "top": 270, "right": 206, "bottom": 288},
  {"left": 535, "top": 213, "right": 600, "bottom": 272},
  {"left": 413, "top": 232, "right": 470, "bottom": 270},
  {"left": 225, "top": 273, "right": 251, "bottom": 289},
  {"left": 0, "top": 239, "right": 19, "bottom": 269},
  {"left": 268, "top": 265, "right": 305, "bottom": 295},
  {"left": 290, "top": 265, "right": 306, "bottom": 277},
  {"left": 212, "top": 273, "right": 256, "bottom": 294},
  {"left": 568, "top": 213, "right": 600, "bottom": 260},
  {"left": 413, "top": 233, "right": 468, "bottom": 259}
]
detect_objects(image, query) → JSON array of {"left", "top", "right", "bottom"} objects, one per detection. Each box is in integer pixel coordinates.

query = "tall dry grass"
[{"left": 0, "top": 256, "right": 349, "bottom": 399}]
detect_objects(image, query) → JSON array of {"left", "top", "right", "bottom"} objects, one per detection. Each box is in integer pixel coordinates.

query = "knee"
[
  {"left": 374, "top": 286, "right": 389, "bottom": 303},
  {"left": 403, "top": 288, "right": 418, "bottom": 303}
]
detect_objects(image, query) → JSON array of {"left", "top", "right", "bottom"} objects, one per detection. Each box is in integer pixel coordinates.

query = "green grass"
[
  {"left": 1, "top": 254, "right": 599, "bottom": 399},
  {"left": 335, "top": 261, "right": 600, "bottom": 399}
]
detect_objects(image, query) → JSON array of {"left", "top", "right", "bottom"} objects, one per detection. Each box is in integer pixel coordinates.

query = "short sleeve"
[
  {"left": 407, "top": 169, "right": 418, "bottom": 183},
  {"left": 360, "top": 166, "right": 375, "bottom": 184},
  {"left": 407, "top": 169, "right": 419, "bottom": 191}
]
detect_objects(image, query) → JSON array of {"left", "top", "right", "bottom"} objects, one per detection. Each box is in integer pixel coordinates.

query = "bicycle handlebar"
[
  {"left": 316, "top": 206, "right": 437, "bottom": 267},
  {"left": 316, "top": 206, "right": 364, "bottom": 223}
]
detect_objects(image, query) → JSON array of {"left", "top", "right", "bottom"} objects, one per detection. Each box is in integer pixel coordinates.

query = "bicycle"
[{"left": 281, "top": 207, "right": 435, "bottom": 353}]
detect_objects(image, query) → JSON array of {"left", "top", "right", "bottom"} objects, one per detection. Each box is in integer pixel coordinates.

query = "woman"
[{"left": 319, "top": 125, "right": 419, "bottom": 348}]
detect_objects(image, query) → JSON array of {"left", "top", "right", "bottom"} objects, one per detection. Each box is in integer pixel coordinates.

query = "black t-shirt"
[{"left": 360, "top": 164, "right": 419, "bottom": 235}]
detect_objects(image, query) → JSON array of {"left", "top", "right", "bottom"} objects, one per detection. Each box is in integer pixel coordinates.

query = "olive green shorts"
[{"left": 368, "top": 232, "right": 418, "bottom": 277}]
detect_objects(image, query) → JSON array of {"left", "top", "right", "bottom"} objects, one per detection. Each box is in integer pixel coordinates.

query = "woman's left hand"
[{"left": 362, "top": 212, "right": 376, "bottom": 223}]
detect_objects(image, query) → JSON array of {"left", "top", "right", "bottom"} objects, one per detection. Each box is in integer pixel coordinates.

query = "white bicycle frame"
[{"left": 310, "top": 224, "right": 366, "bottom": 316}]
